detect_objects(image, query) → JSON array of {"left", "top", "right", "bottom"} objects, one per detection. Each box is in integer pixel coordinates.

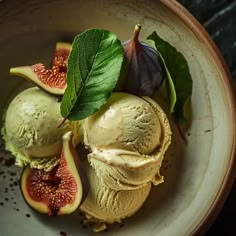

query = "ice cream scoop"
[
  {"left": 84, "top": 92, "right": 162, "bottom": 154},
  {"left": 84, "top": 93, "right": 171, "bottom": 190},
  {"left": 80, "top": 161, "right": 151, "bottom": 224},
  {"left": 2, "top": 87, "right": 82, "bottom": 170}
]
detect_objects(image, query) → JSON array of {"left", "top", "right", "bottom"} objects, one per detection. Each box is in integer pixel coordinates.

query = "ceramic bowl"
[{"left": 0, "top": 0, "right": 235, "bottom": 235}]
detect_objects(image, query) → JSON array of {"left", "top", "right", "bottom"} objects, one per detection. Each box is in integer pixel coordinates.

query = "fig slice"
[
  {"left": 20, "top": 131, "right": 89, "bottom": 216},
  {"left": 10, "top": 42, "right": 71, "bottom": 96},
  {"left": 52, "top": 41, "right": 71, "bottom": 68}
]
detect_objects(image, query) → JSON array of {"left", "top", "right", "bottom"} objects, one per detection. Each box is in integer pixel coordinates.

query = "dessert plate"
[{"left": 0, "top": 0, "right": 235, "bottom": 235}]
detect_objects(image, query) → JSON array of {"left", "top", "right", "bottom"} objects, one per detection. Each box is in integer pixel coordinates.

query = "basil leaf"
[
  {"left": 61, "top": 29, "right": 124, "bottom": 120},
  {"left": 147, "top": 31, "right": 193, "bottom": 123}
]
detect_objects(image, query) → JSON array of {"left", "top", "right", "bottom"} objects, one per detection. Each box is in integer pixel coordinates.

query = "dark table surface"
[{"left": 178, "top": 1, "right": 236, "bottom": 235}]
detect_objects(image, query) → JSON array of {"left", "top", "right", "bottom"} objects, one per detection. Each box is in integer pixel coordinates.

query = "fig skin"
[
  {"left": 20, "top": 131, "right": 89, "bottom": 216},
  {"left": 10, "top": 42, "right": 71, "bottom": 96},
  {"left": 119, "top": 24, "right": 165, "bottom": 96}
]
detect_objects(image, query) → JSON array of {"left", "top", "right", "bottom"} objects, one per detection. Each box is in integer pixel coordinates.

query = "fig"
[
  {"left": 10, "top": 42, "right": 71, "bottom": 96},
  {"left": 121, "top": 24, "right": 165, "bottom": 96},
  {"left": 20, "top": 131, "right": 89, "bottom": 216}
]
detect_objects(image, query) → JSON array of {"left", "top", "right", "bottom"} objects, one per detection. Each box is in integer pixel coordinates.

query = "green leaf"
[
  {"left": 147, "top": 31, "right": 193, "bottom": 124},
  {"left": 60, "top": 29, "right": 124, "bottom": 120}
]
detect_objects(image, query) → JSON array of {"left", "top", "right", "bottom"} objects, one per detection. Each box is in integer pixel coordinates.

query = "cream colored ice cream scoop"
[
  {"left": 80, "top": 161, "right": 151, "bottom": 224},
  {"left": 2, "top": 87, "right": 82, "bottom": 170},
  {"left": 88, "top": 148, "right": 164, "bottom": 190},
  {"left": 84, "top": 92, "right": 162, "bottom": 154},
  {"left": 84, "top": 93, "right": 171, "bottom": 190}
]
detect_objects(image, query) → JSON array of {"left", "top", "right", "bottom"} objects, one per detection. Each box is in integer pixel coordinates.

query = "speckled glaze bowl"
[{"left": 0, "top": 0, "right": 235, "bottom": 235}]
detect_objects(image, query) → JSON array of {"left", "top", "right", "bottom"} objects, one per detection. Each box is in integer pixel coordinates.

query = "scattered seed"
[
  {"left": 4, "top": 158, "right": 15, "bottom": 167},
  {"left": 205, "top": 129, "right": 211, "bottom": 133},
  {"left": 60, "top": 232, "right": 67, "bottom": 236}
]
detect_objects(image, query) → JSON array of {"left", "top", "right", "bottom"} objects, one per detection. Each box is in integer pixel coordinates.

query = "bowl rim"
[{"left": 160, "top": 0, "right": 236, "bottom": 235}]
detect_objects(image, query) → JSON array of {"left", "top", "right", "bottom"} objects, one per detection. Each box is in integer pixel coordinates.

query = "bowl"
[{"left": 0, "top": 0, "right": 235, "bottom": 235}]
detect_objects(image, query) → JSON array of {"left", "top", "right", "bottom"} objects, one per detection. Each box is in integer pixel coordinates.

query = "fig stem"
[
  {"left": 58, "top": 117, "right": 67, "bottom": 128},
  {"left": 133, "top": 24, "right": 141, "bottom": 42}
]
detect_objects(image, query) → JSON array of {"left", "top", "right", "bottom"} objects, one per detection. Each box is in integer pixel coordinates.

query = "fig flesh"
[
  {"left": 20, "top": 131, "right": 89, "bottom": 216},
  {"left": 121, "top": 24, "right": 165, "bottom": 96},
  {"left": 10, "top": 42, "right": 71, "bottom": 96}
]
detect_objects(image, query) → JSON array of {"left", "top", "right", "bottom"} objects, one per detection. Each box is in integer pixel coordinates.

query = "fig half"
[
  {"left": 10, "top": 42, "right": 71, "bottom": 96},
  {"left": 20, "top": 131, "right": 89, "bottom": 216}
]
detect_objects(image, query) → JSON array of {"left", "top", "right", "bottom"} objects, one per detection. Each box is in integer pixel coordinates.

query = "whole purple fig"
[{"left": 120, "top": 24, "right": 165, "bottom": 96}]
